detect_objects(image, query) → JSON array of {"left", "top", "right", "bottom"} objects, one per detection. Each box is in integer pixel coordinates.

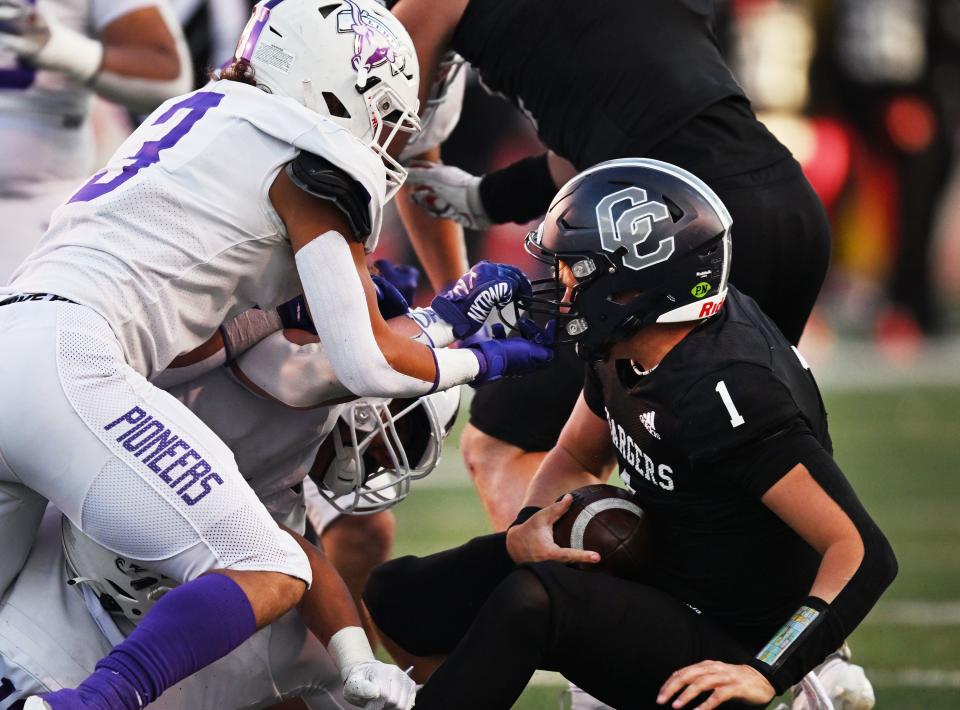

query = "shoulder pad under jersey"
[
  {"left": 679, "top": 361, "right": 802, "bottom": 467},
  {"left": 286, "top": 151, "right": 373, "bottom": 241}
]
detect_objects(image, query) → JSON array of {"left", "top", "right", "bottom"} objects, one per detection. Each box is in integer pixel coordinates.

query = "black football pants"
[{"left": 364, "top": 534, "right": 756, "bottom": 709}]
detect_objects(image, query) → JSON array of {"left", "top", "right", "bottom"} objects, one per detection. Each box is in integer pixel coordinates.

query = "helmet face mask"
[
  {"left": 235, "top": 0, "right": 421, "bottom": 200},
  {"left": 316, "top": 387, "right": 461, "bottom": 514},
  {"left": 520, "top": 158, "right": 733, "bottom": 360}
]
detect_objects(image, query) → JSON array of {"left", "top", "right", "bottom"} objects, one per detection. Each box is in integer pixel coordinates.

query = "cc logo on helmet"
[{"left": 595, "top": 187, "right": 674, "bottom": 271}]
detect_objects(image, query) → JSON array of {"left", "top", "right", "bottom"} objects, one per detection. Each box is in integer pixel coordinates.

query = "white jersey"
[
  {"left": 0, "top": 0, "right": 157, "bottom": 192},
  {"left": 0, "top": 510, "right": 345, "bottom": 710},
  {"left": 167, "top": 365, "right": 343, "bottom": 524},
  {"left": 5, "top": 80, "right": 387, "bottom": 379}
]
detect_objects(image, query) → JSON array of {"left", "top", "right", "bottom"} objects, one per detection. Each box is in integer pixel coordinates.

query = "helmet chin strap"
[{"left": 324, "top": 425, "right": 366, "bottom": 495}]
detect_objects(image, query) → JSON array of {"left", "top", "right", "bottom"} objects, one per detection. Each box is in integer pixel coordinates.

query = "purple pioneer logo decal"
[{"left": 337, "top": 0, "right": 411, "bottom": 80}]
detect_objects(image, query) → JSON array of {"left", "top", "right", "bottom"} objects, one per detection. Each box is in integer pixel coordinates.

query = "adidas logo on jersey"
[{"left": 640, "top": 411, "right": 660, "bottom": 440}]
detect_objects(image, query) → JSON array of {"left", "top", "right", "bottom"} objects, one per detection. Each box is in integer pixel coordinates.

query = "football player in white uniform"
[
  {"left": 1, "top": 310, "right": 460, "bottom": 710},
  {"left": 0, "top": 0, "right": 192, "bottom": 283},
  {"left": 0, "top": 0, "right": 552, "bottom": 707}
]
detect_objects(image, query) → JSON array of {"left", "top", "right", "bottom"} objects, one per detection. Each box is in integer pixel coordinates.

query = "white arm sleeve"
[
  {"left": 91, "top": 3, "right": 193, "bottom": 113},
  {"left": 295, "top": 233, "right": 479, "bottom": 398},
  {"left": 234, "top": 330, "right": 352, "bottom": 408}
]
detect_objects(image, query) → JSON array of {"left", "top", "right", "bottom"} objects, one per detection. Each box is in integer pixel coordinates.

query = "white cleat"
[
  {"left": 792, "top": 644, "right": 875, "bottom": 710},
  {"left": 24, "top": 698, "right": 53, "bottom": 710}
]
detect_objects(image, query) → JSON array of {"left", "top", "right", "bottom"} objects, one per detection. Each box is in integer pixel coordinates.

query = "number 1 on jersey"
[{"left": 715, "top": 380, "right": 745, "bottom": 428}]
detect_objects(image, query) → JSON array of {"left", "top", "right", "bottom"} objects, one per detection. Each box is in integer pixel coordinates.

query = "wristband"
[
  {"left": 408, "top": 307, "right": 456, "bottom": 348},
  {"left": 748, "top": 596, "right": 829, "bottom": 694},
  {"left": 327, "top": 626, "right": 375, "bottom": 680},
  {"left": 219, "top": 308, "right": 283, "bottom": 362},
  {"left": 433, "top": 346, "right": 481, "bottom": 391},
  {"left": 479, "top": 153, "right": 556, "bottom": 224},
  {"left": 37, "top": 22, "right": 104, "bottom": 83},
  {"left": 510, "top": 506, "right": 543, "bottom": 528}
]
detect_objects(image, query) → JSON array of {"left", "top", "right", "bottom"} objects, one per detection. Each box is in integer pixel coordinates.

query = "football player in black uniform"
[
  {"left": 363, "top": 160, "right": 896, "bottom": 709},
  {"left": 387, "top": 0, "right": 833, "bottom": 534}
]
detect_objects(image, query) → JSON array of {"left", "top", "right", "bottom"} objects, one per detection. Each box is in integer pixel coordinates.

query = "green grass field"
[{"left": 388, "top": 384, "right": 960, "bottom": 709}]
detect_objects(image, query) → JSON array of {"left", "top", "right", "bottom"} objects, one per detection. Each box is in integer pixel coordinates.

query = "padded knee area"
[
  {"left": 484, "top": 568, "right": 551, "bottom": 646},
  {"left": 363, "top": 533, "right": 515, "bottom": 657}
]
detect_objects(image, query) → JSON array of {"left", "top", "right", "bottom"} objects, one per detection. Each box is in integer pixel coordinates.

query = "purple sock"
[{"left": 50, "top": 573, "right": 256, "bottom": 710}]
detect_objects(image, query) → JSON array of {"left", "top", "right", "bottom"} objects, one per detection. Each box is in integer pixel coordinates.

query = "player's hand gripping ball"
[{"left": 552, "top": 484, "right": 652, "bottom": 579}]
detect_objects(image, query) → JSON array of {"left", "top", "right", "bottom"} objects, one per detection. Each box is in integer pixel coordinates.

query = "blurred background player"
[
  {"left": 0, "top": 0, "right": 191, "bottom": 283},
  {"left": 168, "top": 0, "right": 248, "bottom": 91}
]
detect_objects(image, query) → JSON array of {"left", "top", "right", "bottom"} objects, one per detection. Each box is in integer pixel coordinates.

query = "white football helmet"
[
  {"left": 61, "top": 516, "right": 177, "bottom": 625},
  {"left": 317, "top": 386, "right": 462, "bottom": 514},
  {"left": 235, "top": 0, "right": 421, "bottom": 199}
]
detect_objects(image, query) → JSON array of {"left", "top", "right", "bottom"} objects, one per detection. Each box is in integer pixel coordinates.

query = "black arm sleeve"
[
  {"left": 478, "top": 153, "right": 557, "bottom": 224},
  {"left": 743, "top": 443, "right": 899, "bottom": 693},
  {"left": 285, "top": 151, "right": 372, "bottom": 241}
]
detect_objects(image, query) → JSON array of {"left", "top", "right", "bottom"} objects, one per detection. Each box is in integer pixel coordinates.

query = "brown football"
[{"left": 552, "top": 484, "right": 652, "bottom": 579}]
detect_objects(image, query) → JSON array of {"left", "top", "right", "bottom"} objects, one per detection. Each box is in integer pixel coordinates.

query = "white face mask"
[{"left": 314, "top": 390, "right": 460, "bottom": 515}]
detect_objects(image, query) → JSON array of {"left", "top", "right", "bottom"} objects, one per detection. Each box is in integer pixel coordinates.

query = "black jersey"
[
  {"left": 583, "top": 286, "right": 830, "bottom": 642},
  {"left": 452, "top": 0, "right": 788, "bottom": 177}
]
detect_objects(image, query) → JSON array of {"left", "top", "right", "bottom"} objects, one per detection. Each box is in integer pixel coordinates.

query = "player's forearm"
[
  {"left": 281, "top": 528, "right": 365, "bottom": 648},
  {"left": 95, "top": 6, "right": 192, "bottom": 111},
  {"left": 477, "top": 153, "right": 560, "bottom": 225},
  {"left": 522, "top": 445, "right": 602, "bottom": 508},
  {"left": 397, "top": 180, "right": 468, "bottom": 290},
  {"left": 297, "top": 545, "right": 365, "bottom": 646},
  {"left": 808, "top": 536, "right": 865, "bottom": 604},
  {"left": 750, "top": 450, "right": 898, "bottom": 693},
  {"left": 101, "top": 43, "right": 180, "bottom": 81},
  {"left": 98, "top": 6, "right": 181, "bottom": 79}
]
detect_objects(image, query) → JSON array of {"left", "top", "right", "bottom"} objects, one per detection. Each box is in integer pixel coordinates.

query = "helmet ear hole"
[
  {"left": 662, "top": 195, "right": 684, "bottom": 222},
  {"left": 318, "top": 3, "right": 341, "bottom": 18},
  {"left": 322, "top": 91, "right": 352, "bottom": 119},
  {"left": 610, "top": 288, "right": 645, "bottom": 306}
]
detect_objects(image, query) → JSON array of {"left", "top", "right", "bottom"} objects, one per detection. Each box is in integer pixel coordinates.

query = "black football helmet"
[{"left": 521, "top": 158, "right": 732, "bottom": 359}]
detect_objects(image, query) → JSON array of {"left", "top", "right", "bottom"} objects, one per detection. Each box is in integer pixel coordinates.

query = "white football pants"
[
  {"left": 0, "top": 300, "right": 311, "bottom": 595},
  {"left": 0, "top": 510, "right": 343, "bottom": 710}
]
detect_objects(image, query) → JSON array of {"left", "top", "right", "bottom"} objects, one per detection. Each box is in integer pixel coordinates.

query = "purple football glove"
[
  {"left": 373, "top": 259, "right": 420, "bottom": 304},
  {"left": 468, "top": 334, "right": 554, "bottom": 385},
  {"left": 512, "top": 318, "right": 557, "bottom": 347},
  {"left": 431, "top": 261, "right": 533, "bottom": 339},
  {"left": 276, "top": 295, "right": 316, "bottom": 334},
  {"left": 371, "top": 274, "right": 411, "bottom": 319}
]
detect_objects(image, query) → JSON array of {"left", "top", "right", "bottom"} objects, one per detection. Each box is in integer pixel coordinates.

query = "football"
[{"left": 552, "top": 484, "right": 652, "bottom": 580}]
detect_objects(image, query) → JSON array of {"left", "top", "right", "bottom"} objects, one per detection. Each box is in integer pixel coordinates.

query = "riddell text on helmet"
[{"left": 699, "top": 297, "right": 726, "bottom": 319}]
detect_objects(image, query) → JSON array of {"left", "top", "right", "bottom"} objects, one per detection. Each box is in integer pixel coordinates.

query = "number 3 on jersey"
[
  {"left": 715, "top": 380, "right": 745, "bottom": 428},
  {"left": 70, "top": 91, "right": 225, "bottom": 203}
]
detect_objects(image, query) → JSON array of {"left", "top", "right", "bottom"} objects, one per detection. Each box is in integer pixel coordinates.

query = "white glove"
[
  {"left": 343, "top": 660, "right": 417, "bottom": 710},
  {"left": 0, "top": 0, "right": 102, "bottom": 82},
  {"left": 406, "top": 162, "right": 493, "bottom": 230}
]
